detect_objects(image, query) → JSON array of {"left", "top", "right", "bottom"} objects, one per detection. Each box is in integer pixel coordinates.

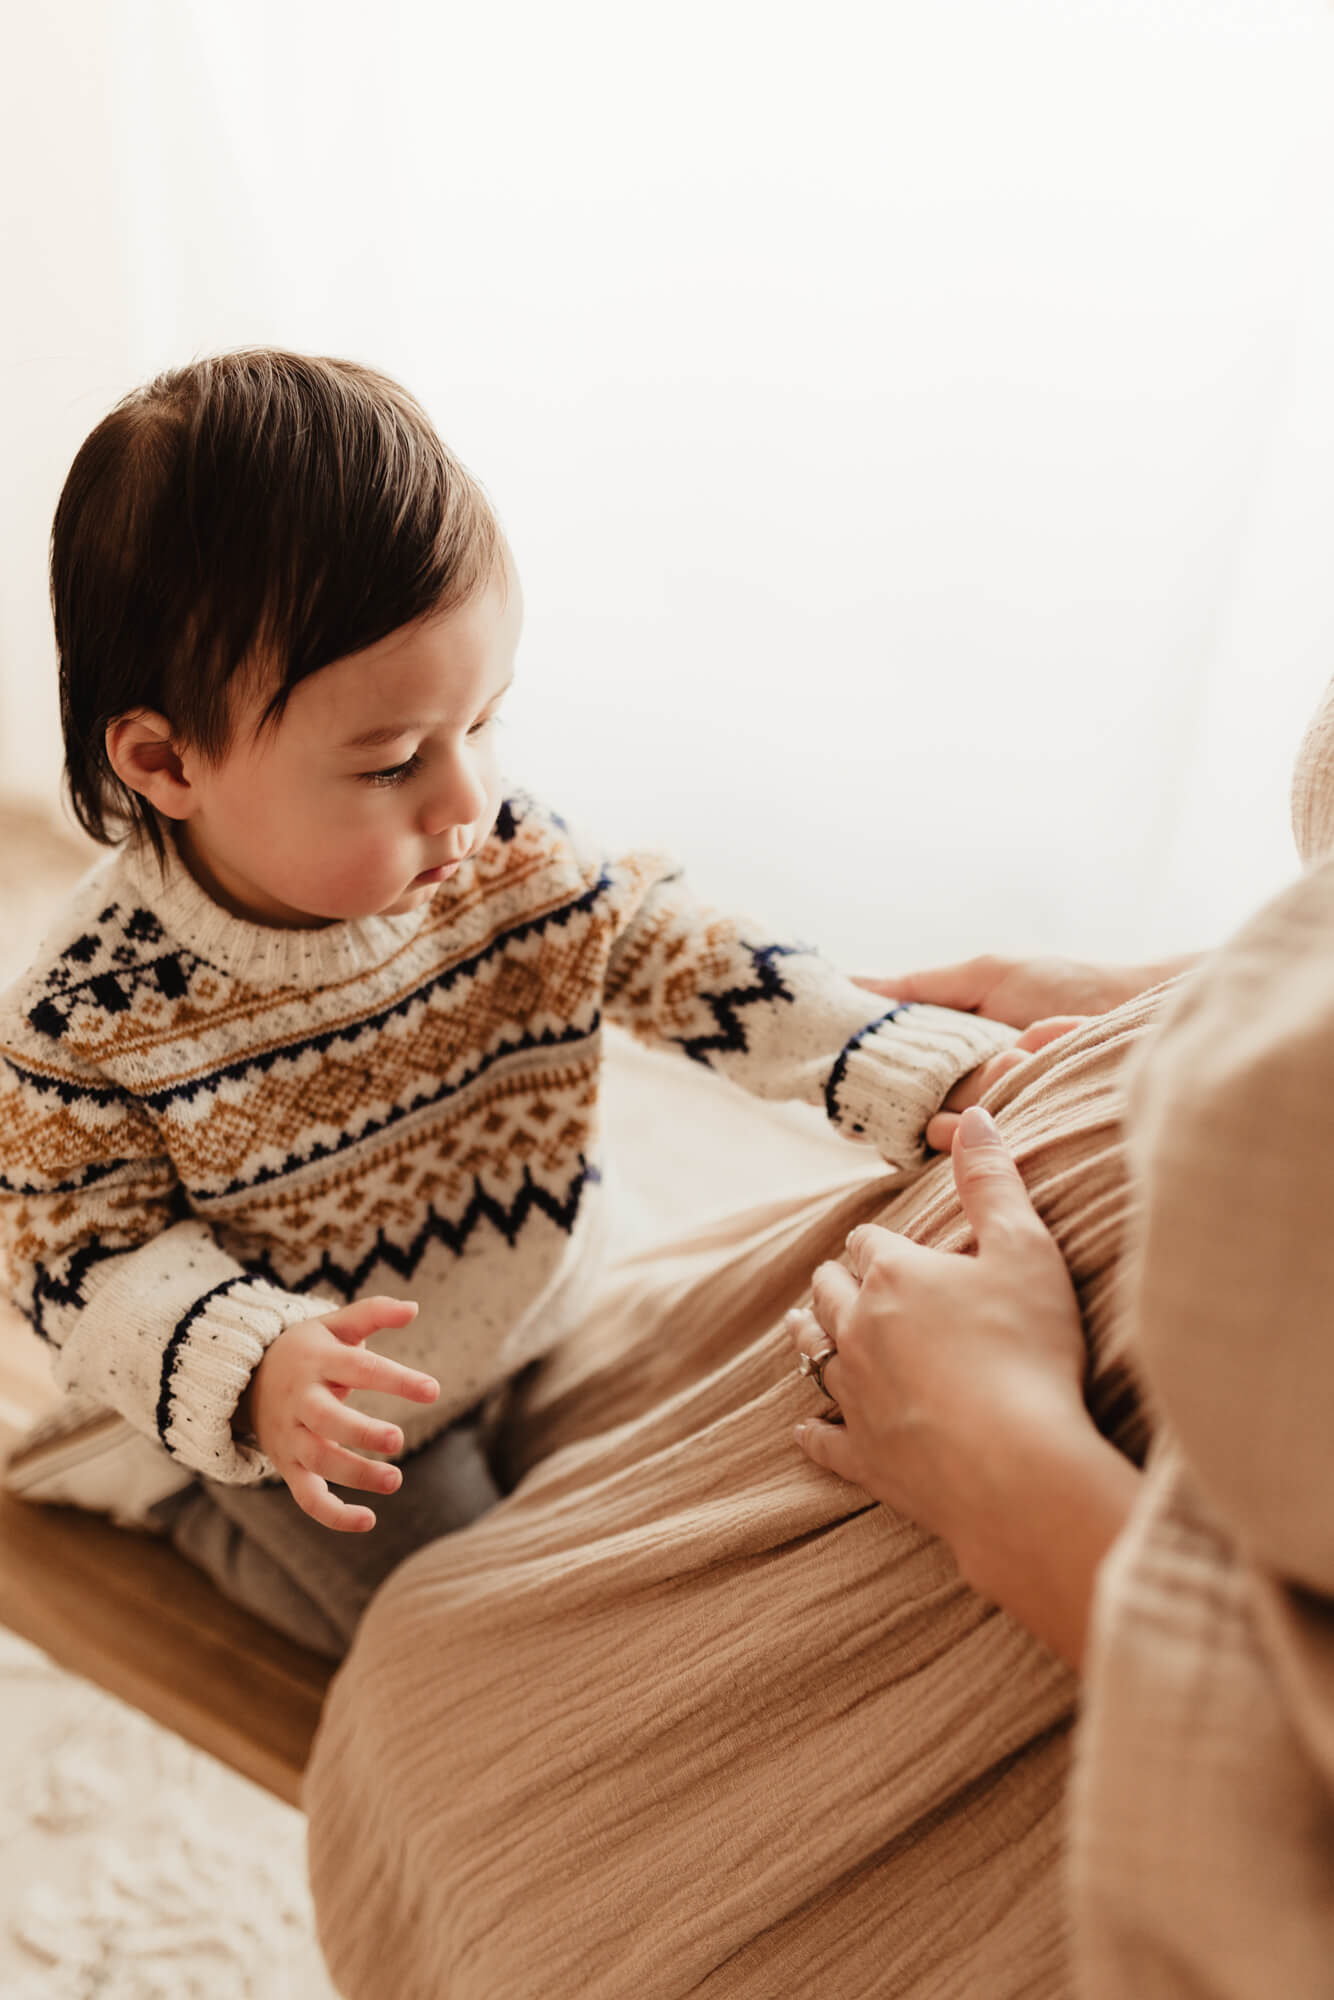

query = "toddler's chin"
[{"left": 378, "top": 881, "right": 436, "bottom": 917}]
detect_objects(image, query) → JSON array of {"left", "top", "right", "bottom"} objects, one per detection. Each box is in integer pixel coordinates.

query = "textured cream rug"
[
  {"left": 0, "top": 798, "right": 855, "bottom": 1996},
  {"left": 0, "top": 1625, "right": 337, "bottom": 2000}
]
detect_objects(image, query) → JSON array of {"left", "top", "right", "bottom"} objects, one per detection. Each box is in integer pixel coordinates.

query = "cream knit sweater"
[{"left": 0, "top": 793, "right": 1012, "bottom": 1520}]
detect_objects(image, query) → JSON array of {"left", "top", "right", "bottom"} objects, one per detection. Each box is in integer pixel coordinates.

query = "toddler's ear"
[{"left": 105, "top": 709, "right": 195, "bottom": 820}]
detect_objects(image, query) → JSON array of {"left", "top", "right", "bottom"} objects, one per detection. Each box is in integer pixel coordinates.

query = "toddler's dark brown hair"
[{"left": 53, "top": 348, "right": 502, "bottom": 859}]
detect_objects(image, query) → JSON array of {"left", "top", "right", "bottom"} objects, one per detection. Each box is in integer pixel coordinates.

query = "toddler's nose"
[{"left": 419, "top": 757, "right": 487, "bottom": 837}]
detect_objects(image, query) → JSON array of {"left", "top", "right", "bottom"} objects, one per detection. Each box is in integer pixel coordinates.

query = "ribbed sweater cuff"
[
  {"left": 828, "top": 1004, "right": 1019, "bottom": 1166},
  {"left": 52, "top": 1225, "right": 324, "bottom": 1486},
  {"left": 156, "top": 1276, "right": 319, "bottom": 1483}
]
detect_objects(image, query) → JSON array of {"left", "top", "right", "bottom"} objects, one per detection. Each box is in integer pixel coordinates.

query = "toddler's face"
[{"left": 176, "top": 562, "right": 520, "bottom": 927}]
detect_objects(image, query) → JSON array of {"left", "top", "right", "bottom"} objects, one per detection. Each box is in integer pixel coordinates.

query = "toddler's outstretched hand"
[
  {"left": 242, "top": 1296, "right": 439, "bottom": 1532},
  {"left": 926, "top": 1015, "right": 1087, "bottom": 1151}
]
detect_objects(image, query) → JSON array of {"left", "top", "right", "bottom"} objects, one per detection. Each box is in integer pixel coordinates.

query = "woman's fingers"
[
  {"left": 790, "top": 1109, "right": 1089, "bottom": 1563},
  {"left": 784, "top": 1304, "right": 816, "bottom": 1354},
  {"left": 843, "top": 1222, "right": 903, "bottom": 1284},
  {"left": 785, "top": 1305, "right": 846, "bottom": 1406},
  {"left": 851, "top": 958, "right": 1001, "bottom": 1014},
  {"left": 950, "top": 1106, "right": 1043, "bottom": 1245},
  {"left": 852, "top": 973, "right": 932, "bottom": 1003},
  {"left": 793, "top": 1414, "right": 860, "bottom": 1484},
  {"left": 809, "top": 1259, "right": 859, "bottom": 1339}
]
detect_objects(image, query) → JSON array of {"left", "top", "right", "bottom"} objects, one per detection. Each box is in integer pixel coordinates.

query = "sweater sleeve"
[
  {"left": 0, "top": 1036, "right": 324, "bottom": 1484},
  {"left": 602, "top": 866, "right": 1018, "bottom": 1168}
]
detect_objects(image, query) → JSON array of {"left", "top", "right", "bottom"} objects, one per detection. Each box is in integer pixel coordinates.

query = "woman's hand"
[
  {"left": 855, "top": 951, "right": 1199, "bottom": 1032},
  {"left": 788, "top": 1107, "right": 1140, "bottom": 1670}
]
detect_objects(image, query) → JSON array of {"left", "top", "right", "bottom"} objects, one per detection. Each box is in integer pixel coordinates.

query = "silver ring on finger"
[{"left": 797, "top": 1340, "right": 839, "bottom": 1402}]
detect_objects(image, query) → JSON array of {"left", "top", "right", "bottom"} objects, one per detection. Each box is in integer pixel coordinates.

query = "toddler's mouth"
[{"left": 413, "top": 859, "right": 464, "bottom": 885}]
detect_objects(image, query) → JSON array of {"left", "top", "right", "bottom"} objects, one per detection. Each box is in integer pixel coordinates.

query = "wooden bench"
[
  {"left": 0, "top": 810, "right": 339, "bottom": 1806},
  {"left": 0, "top": 1312, "right": 331, "bottom": 1807}
]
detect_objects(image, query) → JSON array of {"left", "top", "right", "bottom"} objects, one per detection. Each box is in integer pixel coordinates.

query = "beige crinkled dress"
[{"left": 303, "top": 685, "right": 1334, "bottom": 2000}]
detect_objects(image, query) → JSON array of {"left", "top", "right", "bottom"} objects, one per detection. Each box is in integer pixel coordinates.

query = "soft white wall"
[{"left": 4, "top": 0, "right": 1333, "bottom": 973}]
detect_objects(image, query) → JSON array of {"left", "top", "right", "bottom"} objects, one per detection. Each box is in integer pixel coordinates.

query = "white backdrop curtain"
[{"left": 4, "top": 0, "right": 1334, "bottom": 973}]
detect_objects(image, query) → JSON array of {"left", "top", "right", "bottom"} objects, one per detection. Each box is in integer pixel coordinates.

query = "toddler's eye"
[
  {"left": 359, "top": 753, "right": 423, "bottom": 788},
  {"left": 468, "top": 713, "right": 502, "bottom": 738}
]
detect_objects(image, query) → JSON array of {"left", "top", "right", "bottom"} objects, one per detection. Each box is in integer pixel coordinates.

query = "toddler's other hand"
[
  {"left": 926, "top": 1016, "right": 1088, "bottom": 1152},
  {"left": 246, "top": 1296, "right": 439, "bottom": 1532}
]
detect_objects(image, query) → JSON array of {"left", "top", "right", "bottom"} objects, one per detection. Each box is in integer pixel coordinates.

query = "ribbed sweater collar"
[{"left": 120, "top": 838, "right": 430, "bottom": 989}]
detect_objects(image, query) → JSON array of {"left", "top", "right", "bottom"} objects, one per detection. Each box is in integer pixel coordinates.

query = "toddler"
[{"left": 0, "top": 351, "right": 1016, "bottom": 1658}]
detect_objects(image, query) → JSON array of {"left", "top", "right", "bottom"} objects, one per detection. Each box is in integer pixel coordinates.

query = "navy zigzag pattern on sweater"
[
  {"left": 668, "top": 941, "right": 807, "bottom": 1066},
  {"left": 25, "top": 1160, "right": 600, "bottom": 1342},
  {"left": 0, "top": 1154, "right": 142, "bottom": 1200},
  {"left": 236, "top": 1160, "right": 601, "bottom": 1304},
  {"left": 24, "top": 1183, "right": 194, "bottom": 1342},
  {"left": 3, "top": 1053, "right": 128, "bottom": 1109}
]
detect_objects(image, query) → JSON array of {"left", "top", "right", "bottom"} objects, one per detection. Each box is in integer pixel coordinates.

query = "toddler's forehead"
[
  {"left": 230, "top": 577, "right": 517, "bottom": 750},
  {"left": 276, "top": 648, "right": 458, "bottom": 749}
]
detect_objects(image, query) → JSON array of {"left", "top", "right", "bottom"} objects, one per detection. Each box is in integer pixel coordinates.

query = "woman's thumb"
[{"left": 951, "top": 1106, "right": 1036, "bottom": 1243}]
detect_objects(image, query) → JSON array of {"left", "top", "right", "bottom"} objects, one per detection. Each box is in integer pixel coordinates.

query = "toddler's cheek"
[
  {"left": 278, "top": 843, "right": 400, "bottom": 921},
  {"left": 344, "top": 871, "right": 407, "bottom": 918}
]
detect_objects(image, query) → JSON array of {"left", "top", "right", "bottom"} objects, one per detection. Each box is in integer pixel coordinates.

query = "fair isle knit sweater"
[{"left": 0, "top": 795, "right": 1013, "bottom": 1515}]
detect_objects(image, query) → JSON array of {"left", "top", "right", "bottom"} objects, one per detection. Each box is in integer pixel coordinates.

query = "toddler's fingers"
[
  {"left": 1014, "top": 1014, "right": 1087, "bottom": 1054},
  {"left": 307, "top": 1388, "right": 404, "bottom": 1457},
  {"left": 322, "top": 1295, "right": 420, "bottom": 1346},
  {"left": 925, "top": 1109, "right": 961, "bottom": 1152},
  {"left": 325, "top": 1344, "right": 440, "bottom": 1406},
  {"left": 294, "top": 1425, "right": 403, "bottom": 1495},
  {"left": 941, "top": 1049, "right": 1021, "bottom": 1120},
  {"left": 286, "top": 1463, "right": 376, "bottom": 1534}
]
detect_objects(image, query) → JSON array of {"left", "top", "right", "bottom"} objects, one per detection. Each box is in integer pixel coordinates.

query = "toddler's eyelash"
[
  {"left": 357, "top": 716, "right": 501, "bottom": 787},
  {"left": 359, "top": 753, "right": 423, "bottom": 788}
]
